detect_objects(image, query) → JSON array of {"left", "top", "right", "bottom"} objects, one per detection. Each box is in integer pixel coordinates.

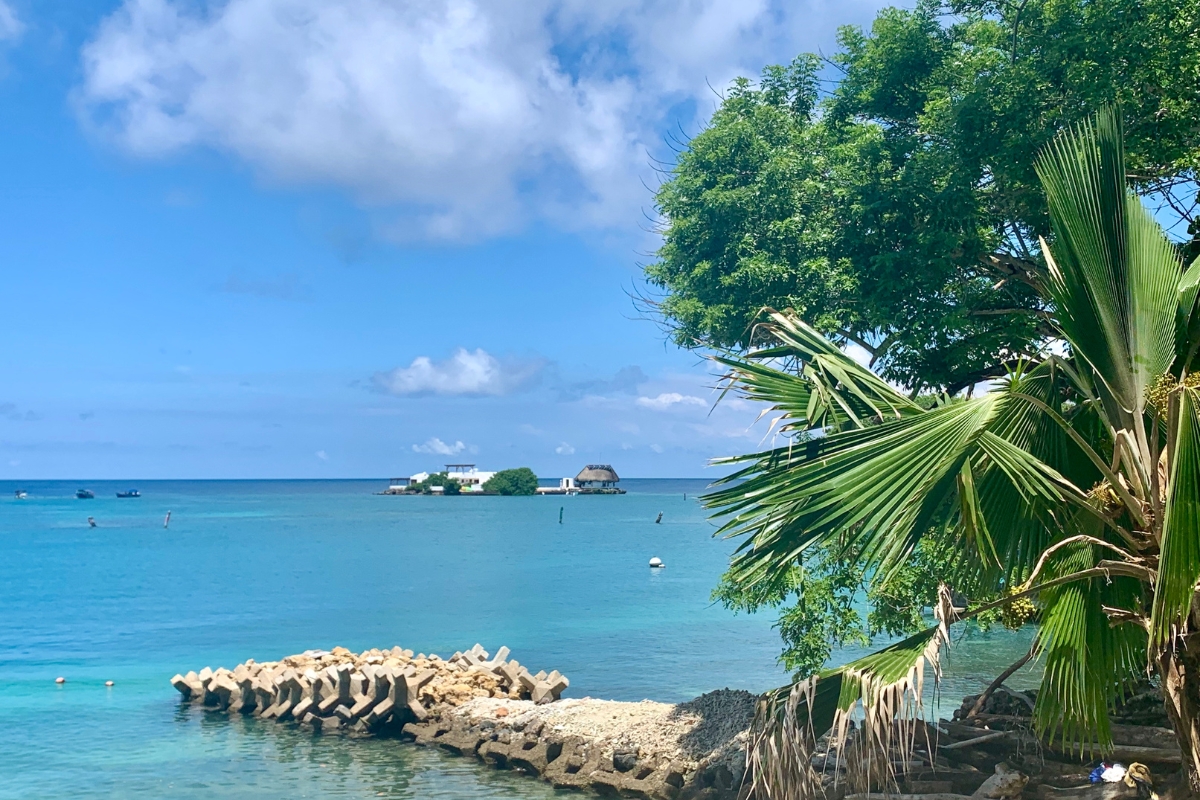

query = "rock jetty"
[
  {"left": 171, "top": 644, "right": 568, "bottom": 732},
  {"left": 170, "top": 643, "right": 751, "bottom": 799}
]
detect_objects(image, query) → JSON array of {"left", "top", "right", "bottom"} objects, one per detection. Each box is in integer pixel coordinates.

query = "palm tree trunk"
[{"left": 1159, "top": 640, "right": 1200, "bottom": 792}]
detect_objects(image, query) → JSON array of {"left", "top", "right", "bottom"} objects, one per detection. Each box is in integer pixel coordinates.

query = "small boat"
[
  {"left": 14, "top": 490, "right": 27, "bottom": 499},
  {"left": 116, "top": 490, "right": 140, "bottom": 498},
  {"left": 76, "top": 489, "right": 95, "bottom": 499}
]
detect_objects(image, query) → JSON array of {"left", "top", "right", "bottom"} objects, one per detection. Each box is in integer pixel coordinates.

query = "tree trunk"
[{"left": 1159, "top": 639, "right": 1200, "bottom": 794}]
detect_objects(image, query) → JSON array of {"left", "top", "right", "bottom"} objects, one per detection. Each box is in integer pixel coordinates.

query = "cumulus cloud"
[
  {"left": 636, "top": 392, "right": 706, "bottom": 411},
  {"left": 76, "top": 0, "right": 881, "bottom": 239},
  {"left": 555, "top": 442, "right": 575, "bottom": 455},
  {"left": 373, "top": 348, "right": 544, "bottom": 396},
  {"left": 0, "top": 2, "right": 23, "bottom": 42},
  {"left": 413, "top": 437, "right": 468, "bottom": 455}
]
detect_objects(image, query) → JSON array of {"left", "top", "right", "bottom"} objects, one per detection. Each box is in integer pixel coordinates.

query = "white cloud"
[
  {"left": 77, "top": 0, "right": 884, "bottom": 239},
  {"left": 0, "top": 2, "right": 23, "bottom": 42},
  {"left": 373, "top": 348, "right": 543, "bottom": 396},
  {"left": 555, "top": 442, "right": 575, "bottom": 455},
  {"left": 413, "top": 437, "right": 467, "bottom": 455},
  {"left": 636, "top": 392, "right": 707, "bottom": 411},
  {"left": 649, "top": 443, "right": 664, "bottom": 453},
  {"left": 315, "top": 449, "right": 328, "bottom": 460}
]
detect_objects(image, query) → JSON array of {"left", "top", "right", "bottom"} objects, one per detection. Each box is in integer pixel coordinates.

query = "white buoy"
[
  {"left": 55, "top": 677, "right": 65, "bottom": 684},
  {"left": 105, "top": 680, "right": 114, "bottom": 687},
  {"left": 649, "top": 557, "right": 664, "bottom": 568}
]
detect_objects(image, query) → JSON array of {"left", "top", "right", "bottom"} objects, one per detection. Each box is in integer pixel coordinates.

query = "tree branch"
[
  {"left": 967, "top": 648, "right": 1034, "bottom": 718},
  {"left": 1021, "top": 534, "right": 1145, "bottom": 591},
  {"left": 980, "top": 252, "right": 1046, "bottom": 290},
  {"left": 958, "top": 563, "right": 1153, "bottom": 625},
  {"left": 836, "top": 329, "right": 878, "bottom": 356},
  {"left": 968, "top": 307, "right": 1053, "bottom": 319}
]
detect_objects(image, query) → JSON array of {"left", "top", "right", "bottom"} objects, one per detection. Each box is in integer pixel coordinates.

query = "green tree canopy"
[
  {"left": 646, "top": 0, "right": 1200, "bottom": 392},
  {"left": 483, "top": 468, "right": 539, "bottom": 496},
  {"left": 411, "top": 472, "right": 461, "bottom": 494},
  {"left": 710, "top": 110, "right": 1200, "bottom": 793}
]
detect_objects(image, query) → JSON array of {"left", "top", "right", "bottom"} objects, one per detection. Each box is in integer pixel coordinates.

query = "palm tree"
[{"left": 707, "top": 107, "right": 1200, "bottom": 798}]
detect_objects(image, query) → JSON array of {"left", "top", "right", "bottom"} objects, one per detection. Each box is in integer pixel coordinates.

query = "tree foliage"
[
  {"left": 709, "top": 110, "right": 1200, "bottom": 794},
  {"left": 712, "top": 535, "right": 974, "bottom": 677},
  {"left": 483, "top": 467, "right": 539, "bottom": 496},
  {"left": 410, "top": 472, "right": 461, "bottom": 494},
  {"left": 646, "top": 0, "right": 1200, "bottom": 393}
]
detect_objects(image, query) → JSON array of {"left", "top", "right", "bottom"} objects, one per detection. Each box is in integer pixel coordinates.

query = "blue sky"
[{"left": 0, "top": 0, "right": 887, "bottom": 480}]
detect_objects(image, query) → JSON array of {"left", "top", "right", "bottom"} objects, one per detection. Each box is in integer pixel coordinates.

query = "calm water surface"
[{"left": 0, "top": 479, "right": 1033, "bottom": 798}]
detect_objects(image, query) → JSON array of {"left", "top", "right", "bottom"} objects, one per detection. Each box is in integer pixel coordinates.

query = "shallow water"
[{"left": 0, "top": 479, "right": 1034, "bottom": 798}]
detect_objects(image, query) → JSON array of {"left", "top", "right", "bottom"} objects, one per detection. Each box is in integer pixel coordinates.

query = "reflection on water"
[{"left": 173, "top": 707, "right": 563, "bottom": 799}]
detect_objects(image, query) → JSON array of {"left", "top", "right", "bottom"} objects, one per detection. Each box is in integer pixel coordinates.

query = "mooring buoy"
[{"left": 649, "top": 557, "right": 664, "bottom": 568}]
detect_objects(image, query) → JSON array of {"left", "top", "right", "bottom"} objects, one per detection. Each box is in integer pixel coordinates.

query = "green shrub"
[{"left": 483, "top": 467, "right": 538, "bottom": 496}]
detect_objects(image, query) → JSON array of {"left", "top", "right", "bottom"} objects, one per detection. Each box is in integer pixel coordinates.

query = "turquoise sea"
[{"left": 0, "top": 479, "right": 1034, "bottom": 798}]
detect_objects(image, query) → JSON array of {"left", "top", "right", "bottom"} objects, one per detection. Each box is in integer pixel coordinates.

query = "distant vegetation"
[{"left": 483, "top": 468, "right": 538, "bottom": 496}]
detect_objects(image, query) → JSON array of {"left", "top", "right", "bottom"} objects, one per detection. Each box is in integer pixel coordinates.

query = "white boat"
[{"left": 14, "top": 490, "right": 27, "bottom": 500}]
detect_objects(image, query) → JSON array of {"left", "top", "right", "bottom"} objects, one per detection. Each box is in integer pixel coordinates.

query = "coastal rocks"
[
  {"left": 170, "top": 648, "right": 1186, "bottom": 800},
  {"left": 169, "top": 643, "right": 569, "bottom": 733},
  {"left": 403, "top": 690, "right": 756, "bottom": 799},
  {"left": 171, "top": 647, "right": 751, "bottom": 800}
]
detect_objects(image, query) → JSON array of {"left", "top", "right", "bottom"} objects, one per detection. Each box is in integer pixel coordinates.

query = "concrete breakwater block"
[
  {"left": 169, "top": 644, "right": 569, "bottom": 733},
  {"left": 170, "top": 645, "right": 759, "bottom": 799}
]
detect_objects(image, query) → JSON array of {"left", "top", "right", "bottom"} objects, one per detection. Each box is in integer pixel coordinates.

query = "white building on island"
[
  {"left": 443, "top": 464, "right": 495, "bottom": 493},
  {"left": 387, "top": 465, "right": 495, "bottom": 493}
]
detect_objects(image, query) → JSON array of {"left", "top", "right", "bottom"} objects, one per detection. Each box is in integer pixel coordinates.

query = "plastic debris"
[{"left": 1090, "top": 763, "right": 1127, "bottom": 783}]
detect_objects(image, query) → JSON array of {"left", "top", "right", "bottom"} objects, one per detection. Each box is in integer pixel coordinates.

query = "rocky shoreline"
[
  {"left": 170, "top": 644, "right": 1185, "bottom": 800},
  {"left": 170, "top": 643, "right": 751, "bottom": 798}
]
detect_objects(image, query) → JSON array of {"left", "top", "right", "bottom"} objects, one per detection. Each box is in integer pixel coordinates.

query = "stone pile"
[
  {"left": 170, "top": 643, "right": 569, "bottom": 733},
  {"left": 406, "top": 690, "right": 756, "bottom": 799}
]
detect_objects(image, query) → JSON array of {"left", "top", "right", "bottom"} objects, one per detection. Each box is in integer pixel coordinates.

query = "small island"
[{"left": 381, "top": 464, "right": 626, "bottom": 496}]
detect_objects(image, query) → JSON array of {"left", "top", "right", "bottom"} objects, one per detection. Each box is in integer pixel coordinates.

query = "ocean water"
[{"left": 0, "top": 479, "right": 1034, "bottom": 798}]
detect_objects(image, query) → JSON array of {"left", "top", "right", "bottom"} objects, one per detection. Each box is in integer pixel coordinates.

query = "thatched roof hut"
[{"left": 575, "top": 465, "right": 620, "bottom": 487}]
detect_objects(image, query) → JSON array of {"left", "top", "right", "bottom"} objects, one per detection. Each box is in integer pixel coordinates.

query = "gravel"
[{"left": 454, "top": 688, "right": 757, "bottom": 762}]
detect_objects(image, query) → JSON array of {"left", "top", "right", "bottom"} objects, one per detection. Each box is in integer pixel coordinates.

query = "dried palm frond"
[{"left": 745, "top": 586, "right": 956, "bottom": 800}]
